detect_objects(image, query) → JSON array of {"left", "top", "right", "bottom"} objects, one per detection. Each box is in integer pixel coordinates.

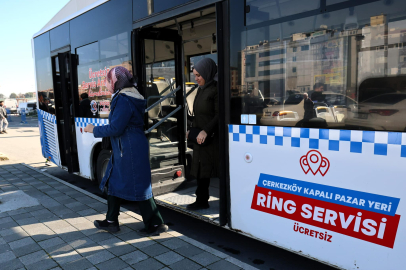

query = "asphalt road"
[{"left": 0, "top": 114, "right": 337, "bottom": 270}]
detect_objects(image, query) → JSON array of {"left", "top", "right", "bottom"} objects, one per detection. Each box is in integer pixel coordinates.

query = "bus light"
[
  {"left": 272, "top": 111, "right": 280, "bottom": 116},
  {"left": 176, "top": 171, "right": 182, "bottom": 177},
  {"left": 369, "top": 109, "right": 398, "bottom": 116}
]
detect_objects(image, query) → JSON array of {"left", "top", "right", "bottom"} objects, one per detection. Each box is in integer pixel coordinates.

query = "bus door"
[
  {"left": 134, "top": 28, "right": 188, "bottom": 195},
  {"left": 51, "top": 52, "right": 80, "bottom": 173}
]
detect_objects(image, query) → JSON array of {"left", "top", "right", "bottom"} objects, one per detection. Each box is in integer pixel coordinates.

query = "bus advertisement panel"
[{"left": 229, "top": 125, "right": 404, "bottom": 269}]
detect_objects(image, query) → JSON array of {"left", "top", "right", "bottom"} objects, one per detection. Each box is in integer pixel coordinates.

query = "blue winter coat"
[{"left": 93, "top": 89, "right": 152, "bottom": 201}]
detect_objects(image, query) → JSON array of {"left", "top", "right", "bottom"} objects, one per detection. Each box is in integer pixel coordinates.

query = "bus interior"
[{"left": 139, "top": 6, "right": 220, "bottom": 223}]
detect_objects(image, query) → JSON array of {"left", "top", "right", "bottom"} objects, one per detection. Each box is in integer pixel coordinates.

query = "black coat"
[
  {"left": 80, "top": 98, "right": 93, "bottom": 118},
  {"left": 190, "top": 82, "right": 219, "bottom": 179},
  {"left": 303, "top": 98, "right": 314, "bottom": 120}
]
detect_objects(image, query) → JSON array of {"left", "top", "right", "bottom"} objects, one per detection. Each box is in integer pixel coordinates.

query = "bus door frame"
[
  {"left": 51, "top": 48, "right": 80, "bottom": 173},
  {"left": 132, "top": 0, "right": 231, "bottom": 227},
  {"left": 133, "top": 28, "right": 186, "bottom": 171}
]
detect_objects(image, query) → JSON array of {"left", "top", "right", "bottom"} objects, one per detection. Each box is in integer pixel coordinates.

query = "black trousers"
[
  {"left": 106, "top": 195, "right": 164, "bottom": 230},
  {"left": 195, "top": 177, "right": 211, "bottom": 203}
]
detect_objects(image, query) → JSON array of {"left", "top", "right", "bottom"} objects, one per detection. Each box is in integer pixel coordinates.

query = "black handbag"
[
  {"left": 102, "top": 137, "right": 111, "bottom": 150},
  {"left": 188, "top": 127, "right": 212, "bottom": 146}
]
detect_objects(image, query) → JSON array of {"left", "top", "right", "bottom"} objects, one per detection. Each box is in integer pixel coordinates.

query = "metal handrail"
[
  {"left": 145, "top": 86, "right": 181, "bottom": 113},
  {"left": 160, "top": 81, "right": 176, "bottom": 96},
  {"left": 145, "top": 105, "right": 182, "bottom": 134}
]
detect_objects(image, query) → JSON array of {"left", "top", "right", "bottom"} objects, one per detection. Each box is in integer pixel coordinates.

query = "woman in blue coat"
[{"left": 84, "top": 66, "right": 167, "bottom": 236}]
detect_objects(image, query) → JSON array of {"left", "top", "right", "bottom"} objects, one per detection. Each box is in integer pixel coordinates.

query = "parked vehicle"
[
  {"left": 17, "top": 101, "right": 37, "bottom": 115},
  {"left": 346, "top": 93, "right": 406, "bottom": 131},
  {"left": 260, "top": 92, "right": 356, "bottom": 127},
  {"left": 4, "top": 99, "right": 18, "bottom": 113}
]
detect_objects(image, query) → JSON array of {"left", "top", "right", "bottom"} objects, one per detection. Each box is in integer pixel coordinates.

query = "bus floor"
[{"left": 155, "top": 177, "right": 220, "bottom": 223}]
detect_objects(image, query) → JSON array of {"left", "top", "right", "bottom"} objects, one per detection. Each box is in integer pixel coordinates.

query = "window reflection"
[
  {"left": 100, "top": 32, "right": 129, "bottom": 59},
  {"left": 77, "top": 42, "right": 99, "bottom": 65},
  {"left": 77, "top": 57, "right": 131, "bottom": 118},
  {"left": 35, "top": 33, "right": 55, "bottom": 115},
  {"left": 233, "top": 0, "right": 406, "bottom": 131},
  {"left": 246, "top": 0, "right": 320, "bottom": 26}
]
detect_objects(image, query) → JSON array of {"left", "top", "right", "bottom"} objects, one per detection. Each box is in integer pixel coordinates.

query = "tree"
[
  {"left": 25, "top": 92, "right": 34, "bottom": 98},
  {"left": 0, "top": 93, "right": 4, "bottom": 99},
  {"left": 9, "top": 93, "right": 17, "bottom": 98}
]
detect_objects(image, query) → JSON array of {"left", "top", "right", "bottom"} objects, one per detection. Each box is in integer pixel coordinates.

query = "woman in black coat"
[{"left": 187, "top": 58, "right": 219, "bottom": 210}]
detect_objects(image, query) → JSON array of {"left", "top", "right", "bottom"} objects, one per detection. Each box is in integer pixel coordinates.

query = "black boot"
[
  {"left": 94, "top": 219, "right": 120, "bottom": 233},
  {"left": 137, "top": 224, "right": 169, "bottom": 237}
]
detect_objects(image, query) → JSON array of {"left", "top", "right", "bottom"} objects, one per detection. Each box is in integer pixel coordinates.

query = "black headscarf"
[{"left": 193, "top": 58, "right": 217, "bottom": 90}]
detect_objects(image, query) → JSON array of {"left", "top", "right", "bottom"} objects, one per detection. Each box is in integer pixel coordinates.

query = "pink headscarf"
[{"left": 106, "top": 66, "right": 136, "bottom": 93}]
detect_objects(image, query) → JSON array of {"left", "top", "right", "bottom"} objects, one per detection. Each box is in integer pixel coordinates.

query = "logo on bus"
[
  {"left": 300, "top": 150, "right": 330, "bottom": 176},
  {"left": 90, "top": 100, "right": 98, "bottom": 115}
]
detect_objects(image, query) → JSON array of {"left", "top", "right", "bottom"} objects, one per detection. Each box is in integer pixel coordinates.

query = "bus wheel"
[{"left": 96, "top": 149, "right": 111, "bottom": 195}]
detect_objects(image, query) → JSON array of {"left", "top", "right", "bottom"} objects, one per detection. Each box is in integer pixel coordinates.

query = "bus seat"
[
  {"left": 145, "top": 83, "right": 161, "bottom": 120},
  {"left": 154, "top": 80, "right": 173, "bottom": 106},
  {"left": 185, "top": 83, "right": 198, "bottom": 116}
]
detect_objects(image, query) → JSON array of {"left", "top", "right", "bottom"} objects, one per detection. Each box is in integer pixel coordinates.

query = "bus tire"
[{"left": 96, "top": 149, "right": 111, "bottom": 195}]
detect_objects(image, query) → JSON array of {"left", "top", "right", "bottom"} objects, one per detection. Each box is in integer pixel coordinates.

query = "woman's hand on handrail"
[
  {"left": 197, "top": 130, "right": 207, "bottom": 144},
  {"left": 84, "top": 124, "right": 95, "bottom": 133}
]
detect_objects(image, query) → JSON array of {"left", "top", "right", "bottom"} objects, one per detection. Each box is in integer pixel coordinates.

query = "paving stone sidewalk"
[{"left": 0, "top": 163, "right": 257, "bottom": 270}]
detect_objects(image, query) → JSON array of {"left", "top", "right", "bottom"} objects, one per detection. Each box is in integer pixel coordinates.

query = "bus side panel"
[
  {"left": 37, "top": 109, "right": 61, "bottom": 166},
  {"left": 75, "top": 117, "right": 108, "bottom": 179},
  {"left": 229, "top": 124, "right": 405, "bottom": 270}
]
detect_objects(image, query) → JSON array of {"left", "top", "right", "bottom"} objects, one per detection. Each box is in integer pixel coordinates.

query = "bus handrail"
[
  {"left": 145, "top": 86, "right": 181, "bottom": 113},
  {"left": 145, "top": 105, "right": 182, "bottom": 134}
]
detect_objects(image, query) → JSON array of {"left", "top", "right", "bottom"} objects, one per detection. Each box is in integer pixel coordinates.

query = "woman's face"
[
  {"left": 106, "top": 79, "right": 114, "bottom": 94},
  {"left": 193, "top": 69, "right": 205, "bottom": 86}
]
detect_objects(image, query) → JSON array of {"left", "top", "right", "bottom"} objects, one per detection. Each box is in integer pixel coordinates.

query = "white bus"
[{"left": 33, "top": 0, "right": 406, "bottom": 269}]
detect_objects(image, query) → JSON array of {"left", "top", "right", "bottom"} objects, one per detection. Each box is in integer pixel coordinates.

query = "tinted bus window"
[
  {"left": 77, "top": 57, "right": 131, "bottom": 118},
  {"left": 34, "top": 33, "right": 55, "bottom": 114},
  {"left": 133, "top": 0, "right": 148, "bottom": 20},
  {"left": 70, "top": 0, "right": 132, "bottom": 51},
  {"left": 100, "top": 32, "right": 129, "bottom": 59},
  {"left": 154, "top": 0, "right": 192, "bottom": 13},
  {"left": 76, "top": 36, "right": 131, "bottom": 119},
  {"left": 231, "top": 0, "right": 406, "bottom": 132},
  {"left": 50, "top": 22, "right": 70, "bottom": 51},
  {"left": 246, "top": 0, "right": 320, "bottom": 26},
  {"left": 77, "top": 42, "right": 99, "bottom": 65}
]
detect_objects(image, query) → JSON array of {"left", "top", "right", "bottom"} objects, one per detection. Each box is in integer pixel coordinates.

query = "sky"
[{"left": 0, "top": 0, "right": 70, "bottom": 98}]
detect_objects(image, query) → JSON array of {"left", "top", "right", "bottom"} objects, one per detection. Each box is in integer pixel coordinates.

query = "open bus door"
[
  {"left": 133, "top": 28, "right": 189, "bottom": 194},
  {"left": 51, "top": 51, "right": 80, "bottom": 173},
  {"left": 131, "top": 3, "right": 229, "bottom": 226}
]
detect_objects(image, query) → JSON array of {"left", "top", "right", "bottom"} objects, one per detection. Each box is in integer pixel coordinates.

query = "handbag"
[
  {"left": 188, "top": 127, "right": 212, "bottom": 146},
  {"left": 102, "top": 137, "right": 111, "bottom": 150}
]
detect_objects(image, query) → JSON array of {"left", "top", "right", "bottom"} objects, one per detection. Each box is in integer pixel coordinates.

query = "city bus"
[{"left": 33, "top": 0, "right": 406, "bottom": 269}]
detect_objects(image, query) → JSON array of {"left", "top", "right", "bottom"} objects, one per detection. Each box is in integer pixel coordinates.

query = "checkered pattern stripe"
[
  {"left": 37, "top": 109, "right": 56, "bottom": 124},
  {"left": 75, "top": 118, "right": 109, "bottom": 127},
  {"left": 229, "top": 125, "right": 406, "bottom": 157}
]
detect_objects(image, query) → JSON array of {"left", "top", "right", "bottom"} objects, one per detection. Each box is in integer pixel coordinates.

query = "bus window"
[
  {"left": 100, "top": 32, "right": 129, "bottom": 59},
  {"left": 34, "top": 32, "right": 55, "bottom": 115},
  {"left": 245, "top": 0, "right": 320, "bottom": 26},
  {"left": 231, "top": 0, "right": 406, "bottom": 131},
  {"left": 77, "top": 57, "right": 131, "bottom": 118},
  {"left": 76, "top": 32, "right": 131, "bottom": 119}
]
